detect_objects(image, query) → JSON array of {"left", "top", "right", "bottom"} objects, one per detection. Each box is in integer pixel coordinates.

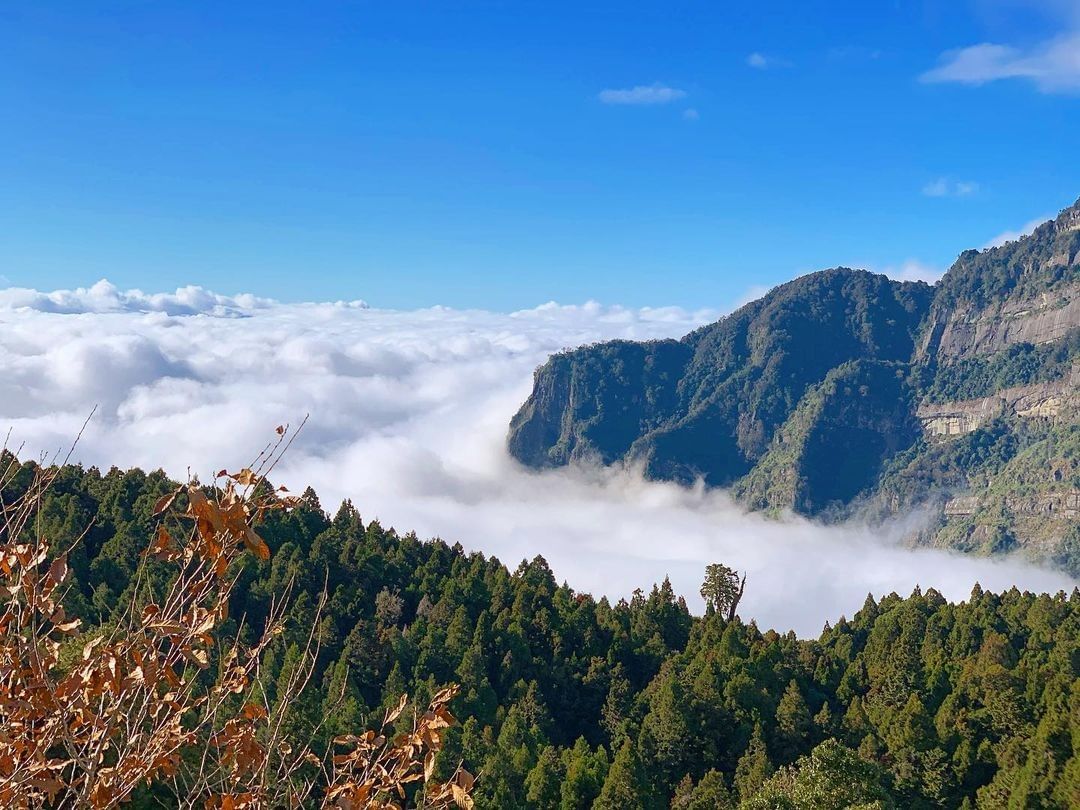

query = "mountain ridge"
[{"left": 508, "top": 198, "right": 1080, "bottom": 571}]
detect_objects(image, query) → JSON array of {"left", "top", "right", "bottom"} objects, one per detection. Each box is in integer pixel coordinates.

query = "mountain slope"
[
  {"left": 508, "top": 197, "right": 1080, "bottom": 570},
  {"left": 510, "top": 268, "right": 931, "bottom": 489}
]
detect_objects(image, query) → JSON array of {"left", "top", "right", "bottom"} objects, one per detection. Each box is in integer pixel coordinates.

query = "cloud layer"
[
  {"left": 0, "top": 279, "right": 287, "bottom": 316},
  {"left": 1, "top": 283, "right": 1072, "bottom": 636}
]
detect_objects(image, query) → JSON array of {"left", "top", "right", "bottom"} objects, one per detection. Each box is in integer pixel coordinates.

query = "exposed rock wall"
[
  {"left": 1005, "top": 491, "right": 1080, "bottom": 518},
  {"left": 918, "top": 375, "right": 1079, "bottom": 437},
  {"left": 943, "top": 491, "right": 1080, "bottom": 522},
  {"left": 944, "top": 496, "right": 979, "bottom": 517},
  {"left": 926, "top": 282, "right": 1080, "bottom": 363}
]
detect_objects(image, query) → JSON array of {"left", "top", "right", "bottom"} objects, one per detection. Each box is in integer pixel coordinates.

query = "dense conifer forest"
[{"left": 7, "top": 453, "right": 1079, "bottom": 808}]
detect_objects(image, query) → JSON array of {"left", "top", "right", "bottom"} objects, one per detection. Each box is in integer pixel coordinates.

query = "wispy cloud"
[
  {"left": 881, "top": 259, "right": 945, "bottom": 284},
  {"left": 852, "top": 260, "right": 943, "bottom": 285},
  {"left": 982, "top": 215, "right": 1052, "bottom": 249},
  {"left": 827, "top": 46, "right": 883, "bottom": 62},
  {"left": 682, "top": 108, "right": 699, "bottom": 121},
  {"left": 922, "top": 177, "right": 980, "bottom": 198},
  {"left": 921, "top": 33, "right": 1080, "bottom": 93},
  {"left": 598, "top": 83, "right": 687, "bottom": 105},
  {"left": 746, "top": 52, "right": 791, "bottom": 70}
]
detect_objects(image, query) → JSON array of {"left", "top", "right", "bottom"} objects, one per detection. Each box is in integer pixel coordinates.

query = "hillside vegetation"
[
  {"left": 508, "top": 197, "right": 1080, "bottom": 572},
  {"left": 5, "top": 454, "right": 1079, "bottom": 807}
]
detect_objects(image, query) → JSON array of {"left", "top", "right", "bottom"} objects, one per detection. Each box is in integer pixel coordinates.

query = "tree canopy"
[{"left": 6, "top": 453, "right": 1080, "bottom": 808}]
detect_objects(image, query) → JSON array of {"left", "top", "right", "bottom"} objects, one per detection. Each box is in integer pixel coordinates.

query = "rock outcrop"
[
  {"left": 918, "top": 375, "right": 1079, "bottom": 437},
  {"left": 920, "top": 282, "right": 1080, "bottom": 363}
]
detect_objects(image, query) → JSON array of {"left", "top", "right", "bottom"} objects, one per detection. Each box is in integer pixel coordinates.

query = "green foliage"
[
  {"left": 19, "top": 457, "right": 1080, "bottom": 808},
  {"left": 922, "top": 328, "right": 1080, "bottom": 403},
  {"left": 671, "top": 769, "right": 735, "bottom": 809},
  {"left": 735, "top": 722, "right": 775, "bottom": 801},
  {"left": 509, "top": 268, "right": 932, "bottom": 489},
  {"left": 932, "top": 214, "right": 1079, "bottom": 308},
  {"left": 775, "top": 680, "right": 813, "bottom": 763},
  {"left": 700, "top": 563, "right": 744, "bottom": 618},
  {"left": 560, "top": 737, "right": 609, "bottom": 809},
  {"left": 741, "top": 739, "right": 893, "bottom": 809},
  {"left": 594, "top": 738, "right": 652, "bottom": 810}
]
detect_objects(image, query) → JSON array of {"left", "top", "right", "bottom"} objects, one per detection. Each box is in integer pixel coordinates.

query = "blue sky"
[{"left": 2, "top": 0, "right": 1079, "bottom": 310}]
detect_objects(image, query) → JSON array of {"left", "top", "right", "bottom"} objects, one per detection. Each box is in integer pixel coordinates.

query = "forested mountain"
[
  {"left": 508, "top": 197, "right": 1080, "bottom": 573},
  {"left": 11, "top": 456, "right": 1080, "bottom": 807}
]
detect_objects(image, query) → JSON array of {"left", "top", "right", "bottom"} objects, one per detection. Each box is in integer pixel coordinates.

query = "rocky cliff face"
[
  {"left": 917, "top": 203, "right": 1080, "bottom": 364},
  {"left": 506, "top": 339, "right": 690, "bottom": 468},
  {"left": 507, "top": 197, "right": 1080, "bottom": 571},
  {"left": 917, "top": 374, "right": 1079, "bottom": 437},
  {"left": 921, "top": 283, "right": 1080, "bottom": 362}
]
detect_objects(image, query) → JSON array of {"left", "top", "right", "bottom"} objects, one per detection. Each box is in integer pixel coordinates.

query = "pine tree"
[
  {"left": 672, "top": 769, "right": 734, "bottom": 809},
  {"left": 525, "top": 745, "right": 565, "bottom": 809},
  {"left": 776, "top": 679, "right": 813, "bottom": 762},
  {"left": 670, "top": 774, "right": 694, "bottom": 809},
  {"left": 595, "top": 738, "right": 651, "bottom": 810},
  {"left": 735, "top": 722, "right": 774, "bottom": 801},
  {"left": 813, "top": 702, "right": 834, "bottom": 740},
  {"left": 842, "top": 695, "right": 871, "bottom": 745},
  {"left": 561, "top": 737, "right": 609, "bottom": 810},
  {"left": 1011, "top": 688, "right": 1072, "bottom": 808}
]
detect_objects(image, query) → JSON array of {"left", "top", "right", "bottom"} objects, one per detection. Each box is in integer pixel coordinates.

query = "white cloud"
[
  {"left": 0, "top": 279, "right": 290, "bottom": 316},
  {"left": 921, "top": 32, "right": 1080, "bottom": 93},
  {"left": 922, "top": 178, "right": 980, "bottom": 198},
  {"left": 598, "top": 83, "right": 687, "bottom": 105},
  {"left": 746, "top": 52, "right": 792, "bottom": 70},
  {"left": 982, "top": 215, "right": 1052, "bottom": 248},
  {"left": 0, "top": 283, "right": 1072, "bottom": 636},
  {"left": 881, "top": 259, "right": 945, "bottom": 284}
]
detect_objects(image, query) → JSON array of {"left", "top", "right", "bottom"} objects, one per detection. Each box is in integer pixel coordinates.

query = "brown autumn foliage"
[{"left": 0, "top": 429, "right": 475, "bottom": 809}]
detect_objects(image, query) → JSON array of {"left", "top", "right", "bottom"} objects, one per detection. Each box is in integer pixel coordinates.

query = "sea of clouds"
[{"left": 0, "top": 280, "right": 1073, "bottom": 636}]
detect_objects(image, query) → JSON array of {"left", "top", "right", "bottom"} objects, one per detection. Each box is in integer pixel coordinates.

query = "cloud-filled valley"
[{"left": 1, "top": 282, "right": 1073, "bottom": 636}]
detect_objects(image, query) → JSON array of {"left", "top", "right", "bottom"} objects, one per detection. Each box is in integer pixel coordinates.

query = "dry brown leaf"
[
  {"left": 47, "top": 555, "right": 68, "bottom": 587},
  {"left": 230, "top": 468, "right": 257, "bottom": 486},
  {"left": 243, "top": 528, "right": 270, "bottom": 561},
  {"left": 385, "top": 693, "right": 409, "bottom": 726},
  {"left": 152, "top": 489, "right": 180, "bottom": 516}
]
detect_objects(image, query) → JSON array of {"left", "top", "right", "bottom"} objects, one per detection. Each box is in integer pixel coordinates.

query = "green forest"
[{"left": 8, "top": 454, "right": 1080, "bottom": 808}]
